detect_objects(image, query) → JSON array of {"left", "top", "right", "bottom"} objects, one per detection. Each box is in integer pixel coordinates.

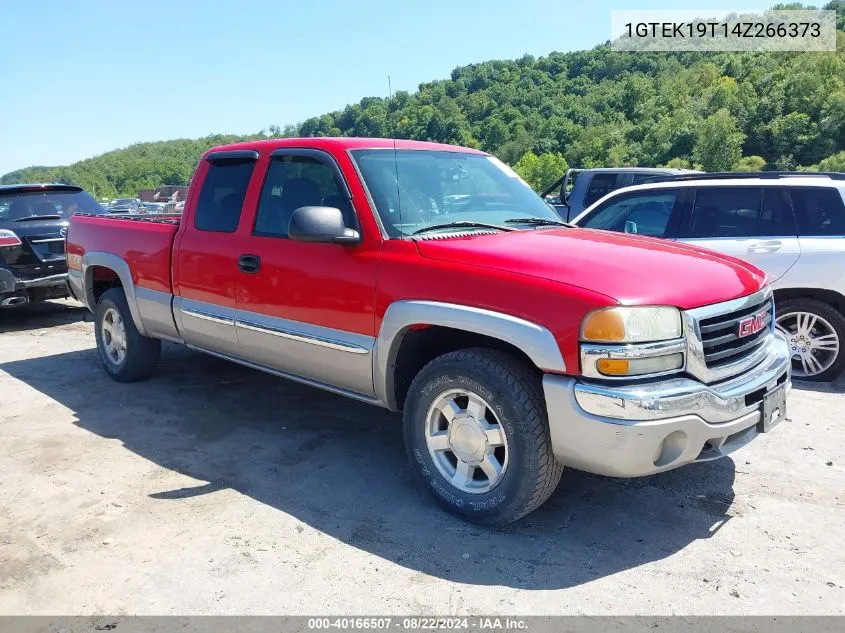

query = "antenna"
[{"left": 389, "top": 75, "right": 402, "bottom": 237}]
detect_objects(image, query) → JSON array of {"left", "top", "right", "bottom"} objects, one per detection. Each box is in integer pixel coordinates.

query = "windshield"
[
  {"left": 350, "top": 149, "right": 561, "bottom": 237},
  {"left": 0, "top": 189, "right": 105, "bottom": 220}
]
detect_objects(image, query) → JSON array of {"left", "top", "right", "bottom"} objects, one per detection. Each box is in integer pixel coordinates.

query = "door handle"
[
  {"left": 238, "top": 254, "right": 261, "bottom": 273},
  {"left": 747, "top": 240, "right": 782, "bottom": 254}
]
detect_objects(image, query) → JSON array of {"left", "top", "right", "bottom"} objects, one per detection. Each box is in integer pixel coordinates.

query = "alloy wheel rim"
[
  {"left": 102, "top": 307, "right": 127, "bottom": 366},
  {"left": 776, "top": 310, "right": 839, "bottom": 378},
  {"left": 424, "top": 389, "right": 509, "bottom": 494}
]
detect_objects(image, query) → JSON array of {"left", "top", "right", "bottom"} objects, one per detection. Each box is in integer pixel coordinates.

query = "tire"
[
  {"left": 94, "top": 288, "right": 161, "bottom": 382},
  {"left": 776, "top": 297, "right": 845, "bottom": 382},
  {"left": 403, "top": 348, "right": 563, "bottom": 525}
]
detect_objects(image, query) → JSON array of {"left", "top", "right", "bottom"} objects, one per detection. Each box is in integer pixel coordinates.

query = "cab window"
[
  {"left": 254, "top": 155, "right": 353, "bottom": 238},
  {"left": 579, "top": 190, "right": 679, "bottom": 238},
  {"left": 194, "top": 159, "right": 256, "bottom": 233}
]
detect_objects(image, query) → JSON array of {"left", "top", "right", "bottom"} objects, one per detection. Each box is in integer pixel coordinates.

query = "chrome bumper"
[{"left": 543, "top": 331, "right": 791, "bottom": 477}]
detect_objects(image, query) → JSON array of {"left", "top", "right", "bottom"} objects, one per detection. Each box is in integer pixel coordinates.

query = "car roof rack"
[{"left": 646, "top": 171, "right": 845, "bottom": 183}]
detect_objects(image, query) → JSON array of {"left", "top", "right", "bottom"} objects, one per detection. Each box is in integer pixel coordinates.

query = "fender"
[
  {"left": 373, "top": 300, "right": 567, "bottom": 410},
  {"left": 81, "top": 252, "right": 148, "bottom": 337}
]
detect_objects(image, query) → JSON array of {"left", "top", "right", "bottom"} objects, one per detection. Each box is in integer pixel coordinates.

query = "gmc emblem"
[{"left": 738, "top": 313, "right": 767, "bottom": 338}]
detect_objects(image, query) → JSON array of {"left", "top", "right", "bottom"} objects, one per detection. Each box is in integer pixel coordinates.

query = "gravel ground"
[{"left": 0, "top": 300, "right": 843, "bottom": 615}]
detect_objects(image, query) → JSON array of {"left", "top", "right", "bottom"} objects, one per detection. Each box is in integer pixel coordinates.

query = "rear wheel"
[
  {"left": 95, "top": 288, "right": 160, "bottom": 382},
  {"left": 403, "top": 348, "right": 562, "bottom": 525},
  {"left": 776, "top": 298, "right": 845, "bottom": 382}
]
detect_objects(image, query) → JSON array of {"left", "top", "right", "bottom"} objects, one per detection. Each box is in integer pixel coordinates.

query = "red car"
[{"left": 67, "top": 138, "right": 791, "bottom": 524}]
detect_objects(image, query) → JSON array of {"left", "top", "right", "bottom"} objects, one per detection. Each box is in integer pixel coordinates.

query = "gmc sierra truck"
[{"left": 67, "top": 138, "right": 792, "bottom": 525}]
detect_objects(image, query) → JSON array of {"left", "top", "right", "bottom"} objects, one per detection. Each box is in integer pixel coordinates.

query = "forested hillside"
[{"left": 4, "top": 1, "right": 844, "bottom": 196}]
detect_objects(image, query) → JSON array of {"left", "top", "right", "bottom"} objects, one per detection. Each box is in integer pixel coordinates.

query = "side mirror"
[
  {"left": 288, "top": 206, "right": 360, "bottom": 245},
  {"left": 624, "top": 220, "right": 638, "bottom": 234}
]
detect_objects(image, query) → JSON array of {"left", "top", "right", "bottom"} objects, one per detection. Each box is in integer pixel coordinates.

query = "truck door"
[
  {"left": 677, "top": 186, "right": 800, "bottom": 282},
  {"left": 173, "top": 150, "right": 260, "bottom": 356},
  {"left": 232, "top": 148, "right": 379, "bottom": 398}
]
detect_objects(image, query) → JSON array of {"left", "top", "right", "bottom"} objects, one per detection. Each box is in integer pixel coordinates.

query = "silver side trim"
[
  {"left": 29, "top": 237, "right": 65, "bottom": 244},
  {"left": 136, "top": 286, "right": 182, "bottom": 343},
  {"left": 181, "top": 308, "right": 234, "bottom": 326},
  {"left": 186, "top": 344, "right": 382, "bottom": 407},
  {"left": 374, "top": 300, "right": 566, "bottom": 410},
  {"left": 236, "top": 320, "right": 369, "bottom": 354}
]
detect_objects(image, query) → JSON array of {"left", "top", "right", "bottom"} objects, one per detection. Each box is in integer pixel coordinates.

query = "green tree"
[
  {"left": 513, "top": 151, "right": 569, "bottom": 191},
  {"left": 693, "top": 109, "right": 746, "bottom": 172},
  {"left": 733, "top": 155, "right": 767, "bottom": 171},
  {"left": 814, "top": 151, "right": 845, "bottom": 171}
]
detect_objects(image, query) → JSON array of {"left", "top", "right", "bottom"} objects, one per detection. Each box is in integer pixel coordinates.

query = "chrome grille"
[
  {"left": 699, "top": 297, "right": 774, "bottom": 368},
  {"left": 683, "top": 287, "right": 775, "bottom": 384}
]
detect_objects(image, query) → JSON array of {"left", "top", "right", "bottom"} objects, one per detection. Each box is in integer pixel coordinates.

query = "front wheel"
[
  {"left": 776, "top": 298, "right": 845, "bottom": 382},
  {"left": 403, "top": 348, "right": 563, "bottom": 525}
]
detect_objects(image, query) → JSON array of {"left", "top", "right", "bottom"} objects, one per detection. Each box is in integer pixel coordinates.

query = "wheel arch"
[
  {"left": 374, "top": 300, "right": 566, "bottom": 411},
  {"left": 82, "top": 252, "right": 148, "bottom": 336},
  {"left": 774, "top": 287, "right": 845, "bottom": 315}
]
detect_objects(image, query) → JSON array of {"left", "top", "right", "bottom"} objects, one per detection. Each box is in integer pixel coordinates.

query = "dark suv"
[{"left": 0, "top": 184, "right": 103, "bottom": 307}]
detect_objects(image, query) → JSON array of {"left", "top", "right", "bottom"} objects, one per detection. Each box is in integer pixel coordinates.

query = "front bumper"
[{"left": 543, "top": 331, "right": 792, "bottom": 477}]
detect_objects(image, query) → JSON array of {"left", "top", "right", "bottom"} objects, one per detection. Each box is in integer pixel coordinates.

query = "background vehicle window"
[
  {"left": 759, "top": 188, "right": 797, "bottom": 236},
  {"left": 789, "top": 188, "right": 845, "bottom": 236},
  {"left": 688, "top": 188, "right": 763, "bottom": 238},
  {"left": 254, "top": 156, "right": 351, "bottom": 238},
  {"left": 582, "top": 173, "right": 619, "bottom": 207},
  {"left": 579, "top": 190, "right": 678, "bottom": 237},
  {"left": 194, "top": 160, "right": 255, "bottom": 232},
  {"left": 0, "top": 190, "right": 103, "bottom": 219}
]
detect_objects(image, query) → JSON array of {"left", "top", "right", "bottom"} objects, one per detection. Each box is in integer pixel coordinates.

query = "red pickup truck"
[{"left": 67, "top": 138, "right": 792, "bottom": 524}]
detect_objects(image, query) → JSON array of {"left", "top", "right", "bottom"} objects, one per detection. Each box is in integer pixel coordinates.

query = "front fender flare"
[
  {"left": 82, "top": 252, "right": 148, "bottom": 337},
  {"left": 373, "top": 300, "right": 566, "bottom": 410}
]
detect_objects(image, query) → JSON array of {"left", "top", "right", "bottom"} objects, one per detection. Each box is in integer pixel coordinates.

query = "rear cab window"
[
  {"left": 194, "top": 157, "right": 256, "bottom": 232},
  {"left": 789, "top": 187, "right": 845, "bottom": 236}
]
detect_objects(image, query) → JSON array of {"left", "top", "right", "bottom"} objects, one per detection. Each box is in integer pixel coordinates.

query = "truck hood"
[{"left": 414, "top": 228, "right": 766, "bottom": 310}]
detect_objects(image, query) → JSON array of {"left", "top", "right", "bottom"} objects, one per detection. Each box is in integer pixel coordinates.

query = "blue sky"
[{"left": 1, "top": 0, "right": 776, "bottom": 176}]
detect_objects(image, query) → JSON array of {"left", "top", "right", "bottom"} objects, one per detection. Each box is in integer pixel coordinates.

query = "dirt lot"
[{"left": 0, "top": 300, "right": 843, "bottom": 615}]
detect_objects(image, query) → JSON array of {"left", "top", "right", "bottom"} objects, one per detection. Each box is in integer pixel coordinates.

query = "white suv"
[{"left": 572, "top": 172, "right": 845, "bottom": 381}]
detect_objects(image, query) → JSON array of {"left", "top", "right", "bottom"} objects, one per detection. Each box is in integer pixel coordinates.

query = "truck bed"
[{"left": 67, "top": 214, "right": 180, "bottom": 294}]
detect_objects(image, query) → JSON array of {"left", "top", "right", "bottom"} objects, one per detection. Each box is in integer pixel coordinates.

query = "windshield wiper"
[
  {"left": 504, "top": 217, "right": 574, "bottom": 227},
  {"left": 412, "top": 221, "right": 515, "bottom": 235},
  {"left": 13, "top": 214, "right": 62, "bottom": 222}
]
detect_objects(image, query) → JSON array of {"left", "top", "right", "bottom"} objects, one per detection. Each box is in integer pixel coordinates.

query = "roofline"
[{"left": 0, "top": 183, "right": 83, "bottom": 194}]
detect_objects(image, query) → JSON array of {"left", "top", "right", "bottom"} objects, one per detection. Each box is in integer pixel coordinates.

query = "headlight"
[{"left": 580, "top": 306, "right": 682, "bottom": 343}]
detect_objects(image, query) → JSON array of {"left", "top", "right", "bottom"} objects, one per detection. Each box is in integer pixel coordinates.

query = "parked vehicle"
[
  {"left": 110, "top": 197, "right": 141, "bottom": 211},
  {"left": 0, "top": 184, "right": 102, "bottom": 307},
  {"left": 67, "top": 138, "right": 791, "bottom": 524},
  {"left": 572, "top": 172, "right": 845, "bottom": 381},
  {"left": 140, "top": 202, "right": 166, "bottom": 214},
  {"left": 542, "top": 167, "right": 698, "bottom": 221}
]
